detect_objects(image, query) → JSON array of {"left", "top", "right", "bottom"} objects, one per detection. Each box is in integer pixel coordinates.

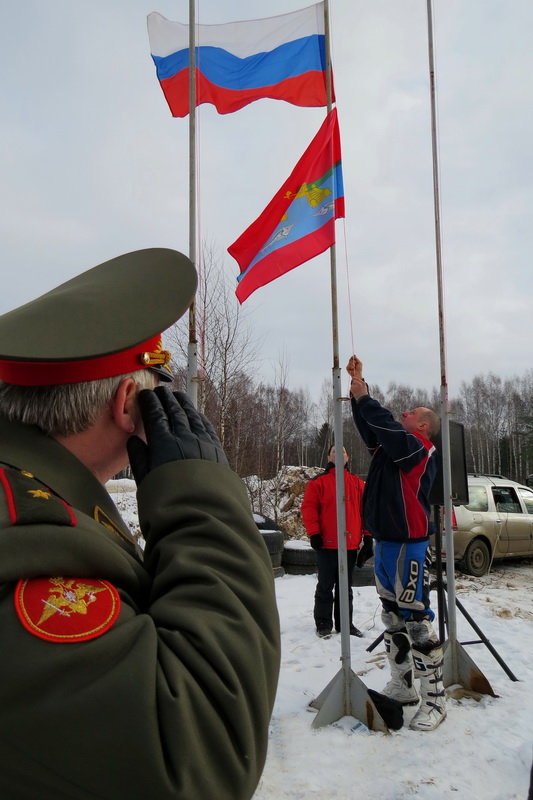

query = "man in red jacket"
[{"left": 301, "top": 444, "right": 366, "bottom": 638}]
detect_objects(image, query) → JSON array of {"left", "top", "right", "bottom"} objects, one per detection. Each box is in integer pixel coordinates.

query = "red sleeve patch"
[{"left": 14, "top": 577, "right": 120, "bottom": 643}]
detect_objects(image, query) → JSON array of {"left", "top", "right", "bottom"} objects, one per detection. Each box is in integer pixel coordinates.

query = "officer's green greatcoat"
[{"left": 0, "top": 416, "right": 280, "bottom": 800}]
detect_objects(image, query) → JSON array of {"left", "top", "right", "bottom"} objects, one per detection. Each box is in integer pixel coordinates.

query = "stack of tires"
[
  {"left": 281, "top": 540, "right": 317, "bottom": 575},
  {"left": 280, "top": 542, "right": 375, "bottom": 586},
  {"left": 254, "top": 514, "right": 285, "bottom": 578},
  {"left": 351, "top": 557, "right": 375, "bottom": 587}
]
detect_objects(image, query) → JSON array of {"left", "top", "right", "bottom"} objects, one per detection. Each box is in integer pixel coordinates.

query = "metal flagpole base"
[
  {"left": 309, "top": 667, "right": 390, "bottom": 732},
  {"left": 443, "top": 638, "right": 497, "bottom": 698}
]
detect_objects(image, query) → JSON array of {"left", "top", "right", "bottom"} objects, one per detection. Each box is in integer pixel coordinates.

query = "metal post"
[
  {"left": 309, "top": 0, "right": 389, "bottom": 732},
  {"left": 426, "top": 0, "right": 457, "bottom": 646},
  {"left": 326, "top": 0, "right": 351, "bottom": 714},
  {"left": 426, "top": 0, "right": 494, "bottom": 695},
  {"left": 187, "top": 0, "right": 198, "bottom": 407},
  {"left": 325, "top": 0, "right": 351, "bottom": 706}
]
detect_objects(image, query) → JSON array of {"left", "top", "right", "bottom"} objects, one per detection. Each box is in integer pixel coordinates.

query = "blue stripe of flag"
[{"left": 153, "top": 34, "right": 326, "bottom": 88}]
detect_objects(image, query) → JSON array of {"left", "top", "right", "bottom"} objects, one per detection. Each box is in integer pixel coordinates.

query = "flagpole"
[
  {"left": 425, "top": 0, "right": 456, "bottom": 644},
  {"left": 311, "top": 0, "right": 388, "bottom": 733},
  {"left": 187, "top": 0, "right": 199, "bottom": 407},
  {"left": 426, "top": 0, "right": 494, "bottom": 695},
  {"left": 324, "top": 0, "right": 353, "bottom": 704}
]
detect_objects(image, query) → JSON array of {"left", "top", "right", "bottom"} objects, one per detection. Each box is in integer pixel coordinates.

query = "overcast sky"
[{"left": 1, "top": 0, "right": 531, "bottom": 403}]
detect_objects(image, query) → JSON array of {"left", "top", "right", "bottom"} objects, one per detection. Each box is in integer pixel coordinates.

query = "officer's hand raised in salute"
[{"left": 127, "top": 387, "right": 228, "bottom": 486}]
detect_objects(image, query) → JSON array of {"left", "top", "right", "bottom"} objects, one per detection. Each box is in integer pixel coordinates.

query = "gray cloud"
[{"left": 1, "top": 0, "right": 531, "bottom": 401}]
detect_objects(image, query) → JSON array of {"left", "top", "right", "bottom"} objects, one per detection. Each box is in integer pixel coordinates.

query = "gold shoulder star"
[{"left": 28, "top": 489, "right": 51, "bottom": 500}]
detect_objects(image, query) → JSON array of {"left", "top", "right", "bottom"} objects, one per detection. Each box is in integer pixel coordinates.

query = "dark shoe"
[
  {"left": 316, "top": 626, "right": 333, "bottom": 638},
  {"left": 334, "top": 625, "right": 364, "bottom": 637}
]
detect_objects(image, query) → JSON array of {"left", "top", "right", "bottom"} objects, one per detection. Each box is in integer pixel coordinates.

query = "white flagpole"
[
  {"left": 324, "top": 0, "right": 354, "bottom": 716},
  {"left": 324, "top": 0, "right": 352, "bottom": 709},
  {"left": 425, "top": 0, "right": 457, "bottom": 642},
  {"left": 310, "top": 0, "right": 389, "bottom": 732},
  {"left": 187, "top": 0, "right": 199, "bottom": 407},
  {"left": 426, "top": 0, "right": 494, "bottom": 695}
]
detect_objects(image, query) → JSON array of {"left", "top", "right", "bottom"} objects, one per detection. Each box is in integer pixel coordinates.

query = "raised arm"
[{"left": 346, "top": 354, "right": 379, "bottom": 452}]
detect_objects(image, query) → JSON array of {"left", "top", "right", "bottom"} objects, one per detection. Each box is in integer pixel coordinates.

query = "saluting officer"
[{"left": 0, "top": 248, "right": 280, "bottom": 800}]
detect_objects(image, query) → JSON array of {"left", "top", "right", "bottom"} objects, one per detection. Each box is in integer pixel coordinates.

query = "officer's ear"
[{"left": 111, "top": 377, "right": 139, "bottom": 434}]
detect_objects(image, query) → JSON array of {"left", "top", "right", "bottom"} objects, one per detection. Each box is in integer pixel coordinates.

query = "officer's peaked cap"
[{"left": 0, "top": 248, "right": 197, "bottom": 386}]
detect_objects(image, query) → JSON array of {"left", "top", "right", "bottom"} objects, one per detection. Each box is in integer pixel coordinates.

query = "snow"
[
  {"left": 284, "top": 539, "right": 314, "bottom": 551},
  {"left": 255, "top": 567, "right": 533, "bottom": 800},
  {"left": 106, "top": 481, "right": 533, "bottom": 799},
  {"left": 107, "top": 479, "right": 141, "bottom": 540}
]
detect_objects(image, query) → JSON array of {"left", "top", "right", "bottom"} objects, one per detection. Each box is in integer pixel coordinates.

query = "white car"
[{"left": 439, "top": 474, "right": 533, "bottom": 576}]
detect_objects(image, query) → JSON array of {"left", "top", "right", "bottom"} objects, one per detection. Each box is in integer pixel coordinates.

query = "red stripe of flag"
[{"left": 159, "top": 69, "right": 330, "bottom": 117}]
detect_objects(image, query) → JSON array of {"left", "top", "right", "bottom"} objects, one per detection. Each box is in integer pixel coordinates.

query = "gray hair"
[{"left": 0, "top": 370, "right": 157, "bottom": 437}]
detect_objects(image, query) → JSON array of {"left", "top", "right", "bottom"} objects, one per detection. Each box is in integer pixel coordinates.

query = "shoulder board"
[{"left": 0, "top": 466, "right": 77, "bottom": 528}]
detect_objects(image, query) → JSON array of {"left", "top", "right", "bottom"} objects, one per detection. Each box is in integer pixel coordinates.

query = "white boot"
[
  {"left": 382, "top": 630, "right": 420, "bottom": 706},
  {"left": 409, "top": 639, "right": 447, "bottom": 731}
]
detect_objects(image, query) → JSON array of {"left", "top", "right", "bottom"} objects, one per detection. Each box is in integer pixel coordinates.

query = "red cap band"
[{"left": 0, "top": 334, "right": 166, "bottom": 386}]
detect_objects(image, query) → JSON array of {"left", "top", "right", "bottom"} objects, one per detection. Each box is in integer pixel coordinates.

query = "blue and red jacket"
[
  {"left": 301, "top": 464, "right": 366, "bottom": 550},
  {"left": 351, "top": 395, "right": 437, "bottom": 543}
]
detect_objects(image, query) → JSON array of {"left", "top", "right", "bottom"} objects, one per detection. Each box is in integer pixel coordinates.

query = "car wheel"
[{"left": 460, "top": 538, "right": 491, "bottom": 577}]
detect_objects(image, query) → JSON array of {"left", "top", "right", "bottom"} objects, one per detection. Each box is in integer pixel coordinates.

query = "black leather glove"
[
  {"left": 127, "top": 387, "right": 228, "bottom": 486},
  {"left": 310, "top": 534, "right": 323, "bottom": 551},
  {"left": 356, "top": 536, "right": 373, "bottom": 567}
]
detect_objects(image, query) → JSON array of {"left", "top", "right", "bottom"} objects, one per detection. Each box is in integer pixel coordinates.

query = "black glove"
[
  {"left": 356, "top": 536, "right": 373, "bottom": 567},
  {"left": 310, "top": 534, "right": 323, "bottom": 551},
  {"left": 127, "top": 387, "right": 228, "bottom": 486}
]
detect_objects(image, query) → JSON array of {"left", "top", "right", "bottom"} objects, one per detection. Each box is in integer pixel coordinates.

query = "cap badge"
[
  {"left": 139, "top": 336, "right": 172, "bottom": 373},
  {"left": 14, "top": 577, "right": 120, "bottom": 643}
]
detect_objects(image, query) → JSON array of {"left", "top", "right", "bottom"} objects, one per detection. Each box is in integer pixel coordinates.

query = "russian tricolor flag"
[{"left": 147, "top": 2, "right": 331, "bottom": 117}]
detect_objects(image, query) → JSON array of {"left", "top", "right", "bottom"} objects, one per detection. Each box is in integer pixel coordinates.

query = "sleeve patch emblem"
[{"left": 14, "top": 577, "right": 121, "bottom": 643}]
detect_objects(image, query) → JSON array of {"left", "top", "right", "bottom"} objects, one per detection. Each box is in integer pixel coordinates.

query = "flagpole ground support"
[
  {"left": 309, "top": 667, "right": 390, "bottom": 733},
  {"left": 443, "top": 639, "right": 498, "bottom": 699}
]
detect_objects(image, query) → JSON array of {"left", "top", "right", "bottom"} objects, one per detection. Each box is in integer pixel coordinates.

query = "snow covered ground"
[
  {"left": 255, "top": 566, "right": 533, "bottom": 800},
  {"left": 107, "top": 481, "right": 533, "bottom": 799}
]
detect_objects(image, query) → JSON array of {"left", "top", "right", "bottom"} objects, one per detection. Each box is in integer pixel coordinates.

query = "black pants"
[{"left": 314, "top": 549, "right": 358, "bottom": 630}]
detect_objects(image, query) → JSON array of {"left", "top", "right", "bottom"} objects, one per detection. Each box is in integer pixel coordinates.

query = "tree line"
[{"left": 167, "top": 248, "right": 533, "bottom": 487}]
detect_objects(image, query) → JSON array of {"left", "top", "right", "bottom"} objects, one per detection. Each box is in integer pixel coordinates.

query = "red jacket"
[{"left": 301, "top": 464, "right": 366, "bottom": 550}]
